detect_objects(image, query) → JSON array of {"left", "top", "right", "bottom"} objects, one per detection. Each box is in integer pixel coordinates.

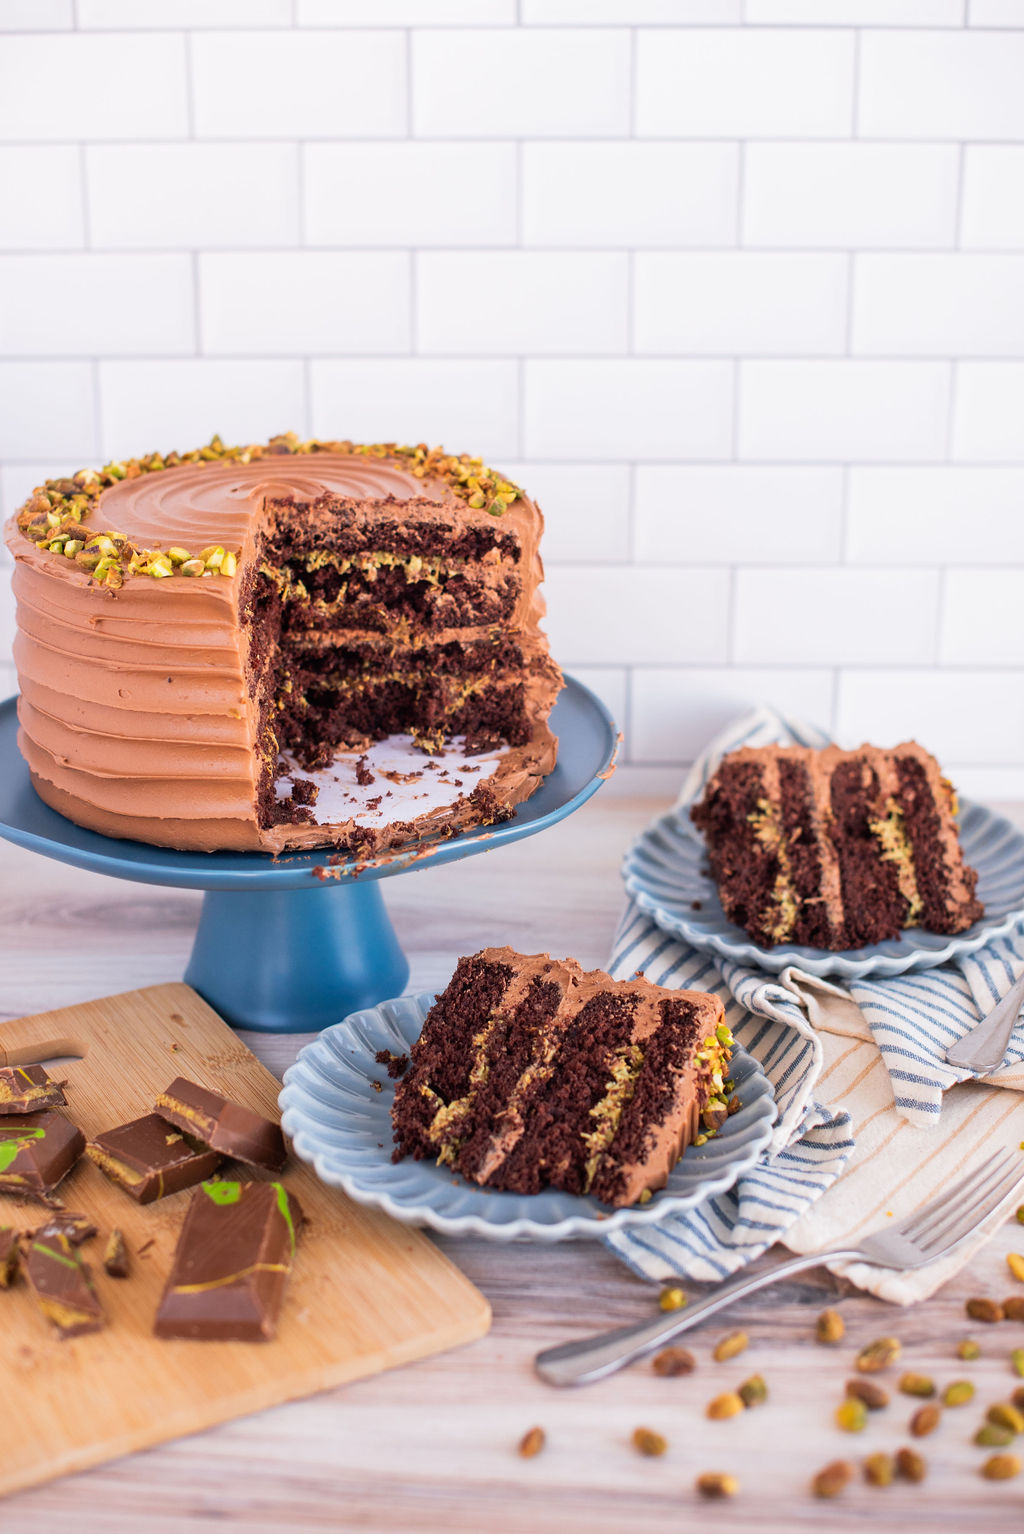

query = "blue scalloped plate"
[
  {"left": 623, "top": 797, "right": 1024, "bottom": 981},
  {"left": 279, "top": 992, "right": 776, "bottom": 1243}
]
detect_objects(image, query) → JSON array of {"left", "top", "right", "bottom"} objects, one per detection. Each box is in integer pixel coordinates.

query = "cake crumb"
[
  {"left": 375, "top": 1050, "right": 409, "bottom": 1079},
  {"left": 355, "top": 755, "right": 375, "bottom": 787}
]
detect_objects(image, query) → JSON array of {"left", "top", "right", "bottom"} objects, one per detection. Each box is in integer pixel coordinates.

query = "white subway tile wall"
[{"left": 1, "top": 6, "right": 1023, "bottom": 789}]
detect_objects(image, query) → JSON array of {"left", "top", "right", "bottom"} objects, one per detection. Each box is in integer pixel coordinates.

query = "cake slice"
[
  {"left": 691, "top": 741, "right": 983, "bottom": 951},
  {"left": 391, "top": 947, "right": 732, "bottom": 1208}
]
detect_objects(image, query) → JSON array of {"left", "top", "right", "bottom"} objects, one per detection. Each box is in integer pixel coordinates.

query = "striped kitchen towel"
[{"left": 603, "top": 709, "right": 1024, "bottom": 1301}]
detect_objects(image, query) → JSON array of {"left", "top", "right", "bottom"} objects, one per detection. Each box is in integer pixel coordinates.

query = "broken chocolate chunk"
[
  {"left": 154, "top": 1180, "right": 301, "bottom": 1342},
  {"left": 103, "top": 1228, "right": 129, "bottom": 1279},
  {"left": 0, "top": 1113, "right": 85, "bottom": 1198},
  {"left": 86, "top": 1112, "right": 222, "bottom": 1203},
  {"left": 0, "top": 1227, "right": 19, "bottom": 1287},
  {"left": 33, "top": 1211, "right": 97, "bottom": 1247},
  {"left": 0, "top": 1065, "right": 66, "bottom": 1115},
  {"left": 24, "top": 1229, "right": 103, "bottom": 1338},
  {"left": 154, "top": 1079, "right": 286, "bottom": 1172}
]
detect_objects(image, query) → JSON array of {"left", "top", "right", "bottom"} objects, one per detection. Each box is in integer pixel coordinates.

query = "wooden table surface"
[{"left": 3, "top": 785, "right": 1024, "bottom": 1533}]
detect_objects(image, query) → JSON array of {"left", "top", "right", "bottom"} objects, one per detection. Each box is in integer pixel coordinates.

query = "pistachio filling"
[
  {"left": 422, "top": 1013, "right": 502, "bottom": 1166},
  {"left": 17, "top": 433, "right": 522, "bottom": 589},
  {"left": 692, "top": 1023, "right": 734, "bottom": 1148},
  {"left": 747, "top": 798, "right": 799, "bottom": 944},
  {"left": 869, "top": 796, "right": 924, "bottom": 925},
  {"left": 581, "top": 1043, "right": 645, "bottom": 1194}
]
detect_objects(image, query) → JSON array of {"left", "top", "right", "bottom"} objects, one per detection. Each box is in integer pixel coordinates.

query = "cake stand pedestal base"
[{"left": 185, "top": 884, "right": 410, "bottom": 1034}]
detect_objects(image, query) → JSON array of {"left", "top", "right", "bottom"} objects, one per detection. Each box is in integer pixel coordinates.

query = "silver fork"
[
  {"left": 535, "top": 1147, "right": 1024, "bottom": 1388},
  {"left": 946, "top": 968, "right": 1024, "bottom": 1075}
]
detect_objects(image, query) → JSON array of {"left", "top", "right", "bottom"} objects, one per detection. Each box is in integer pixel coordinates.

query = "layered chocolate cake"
[
  {"left": 5, "top": 436, "right": 562, "bottom": 853},
  {"left": 391, "top": 947, "right": 732, "bottom": 1208},
  {"left": 692, "top": 742, "right": 983, "bottom": 951}
]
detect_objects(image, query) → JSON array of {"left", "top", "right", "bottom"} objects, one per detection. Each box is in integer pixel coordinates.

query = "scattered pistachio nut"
[
  {"left": 659, "top": 1286, "right": 687, "bottom": 1313},
  {"left": 518, "top": 1426, "right": 545, "bottom": 1459},
  {"left": 976, "top": 1423, "right": 1015, "bottom": 1448},
  {"left": 632, "top": 1426, "right": 668, "bottom": 1457},
  {"left": 981, "top": 1453, "right": 1021, "bottom": 1481},
  {"left": 895, "top": 1446, "right": 927, "bottom": 1484},
  {"left": 987, "top": 1401, "right": 1024, "bottom": 1434},
  {"left": 1018, "top": 1206, "right": 1024, "bottom": 1225},
  {"left": 707, "top": 1392, "right": 745, "bottom": 1421},
  {"left": 1008, "top": 1253, "right": 1024, "bottom": 1284},
  {"left": 966, "top": 1297, "right": 1004, "bottom": 1324},
  {"left": 652, "top": 1346, "right": 696, "bottom": 1377},
  {"left": 1004, "top": 1296, "right": 1024, "bottom": 1322},
  {"left": 957, "top": 1338, "right": 982, "bottom": 1361},
  {"left": 855, "top": 1337, "right": 902, "bottom": 1373},
  {"left": 713, "top": 1330, "right": 749, "bottom": 1363},
  {"left": 695, "top": 1472, "right": 739, "bottom": 1500},
  {"left": 863, "top": 1452, "right": 895, "bottom": 1487},
  {"left": 738, "top": 1374, "right": 767, "bottom": 1409},
  {"left": 816, "top": 1308, "right": 845, "bottom": 1345},
  {"left": 899, "top": 1372, "right": 936, "bottom": 1398},
  {"left": 942, "top": 1380, "right": 975, "bottom": 1407},
  {"left": 910, "top": 1404, "right": 942, "bottom": 1438},
  {"left": 846, "top": 1378, "right": 890, "bottom": 1411},
  {"left": 1013, "top": 1386, "right": 1024, "bottom": 1410},
  {"left": 835, "top": 1398, "right": 869, "bottom": 1433},
  {"left": 811, "top": 1460, "right": 854, "bottom": 1499},
  {"left": 1011, "top": 1348, "right": 1024, "bottom": 1378}
]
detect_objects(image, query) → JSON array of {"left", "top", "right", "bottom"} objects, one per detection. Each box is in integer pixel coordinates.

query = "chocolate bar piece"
[
  {"left": 25, "top": 1229, "right": 103, "bottom": 1338},
  {"left": 0, "top": 1113, "right": 85, "bottom": 1197},
  {"left": 0, "top": 1227, "right": 19, "bottom": 1287},
  {"left": 154, "top": 1180, "right": 301, "bottom": 1342},
  {"left": 85, "top": 1113, "right": 222, "bottom": 1203},
  {"left": 154, "top": 1079, "right": 286, "bottom": 1172},
  {"left": 0, "top": 1065, "right": 66, "bottom": 1115},
  {"left": 33, "top": 1211, "right": 97, "bottom": 1247},
  {"left": 103, "top": 1228, "right": 129, "bottom": 1278}
]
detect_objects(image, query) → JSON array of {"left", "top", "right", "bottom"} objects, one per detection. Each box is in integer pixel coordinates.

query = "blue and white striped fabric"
[{"left": 602, "top": 707, "right": 1024, "bottom": 1283}]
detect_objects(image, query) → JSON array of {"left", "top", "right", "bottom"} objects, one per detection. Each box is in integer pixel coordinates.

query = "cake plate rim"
[
  {"left": 622, "top": 796, "right": 1024, "bottom": 980},
  {"left": 279, "top": 990, "right": 777, "bottom": 1243}
]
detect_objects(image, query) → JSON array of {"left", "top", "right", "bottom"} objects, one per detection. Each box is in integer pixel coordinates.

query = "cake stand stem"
[{"left": 184, "top": 882, "right": 410, "bottom": 1034}]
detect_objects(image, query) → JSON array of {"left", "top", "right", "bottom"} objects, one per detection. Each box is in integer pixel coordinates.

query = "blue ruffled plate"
[
  {"left": 623, "top": 797, "right": 1024, "bottom": 981},
  {"left": 279, "top": 992, "right": 776, "bottom": 1243}
]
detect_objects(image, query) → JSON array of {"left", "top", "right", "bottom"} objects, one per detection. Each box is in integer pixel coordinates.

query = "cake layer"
[
  {"left": 692, "top": 742, "right": 983, "bottom": 950},
  {"left": 392, "top": 948, "right": 730, "bottom": 1209}
]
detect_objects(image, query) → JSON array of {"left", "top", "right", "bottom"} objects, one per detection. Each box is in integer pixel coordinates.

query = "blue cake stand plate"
[
  {"left": 0, "top": 678, "right": 618, "bottom": 1032},
  {"left": 623, "top": 797, "right": 1024, "bottom": 980},
  {"left": 280, "top": 991, "right": 777, "bottom": 1242}
]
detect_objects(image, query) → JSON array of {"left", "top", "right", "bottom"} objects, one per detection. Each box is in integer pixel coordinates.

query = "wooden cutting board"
[{"left": 0, "top": 983, "right": 491, "bottom": 1500}]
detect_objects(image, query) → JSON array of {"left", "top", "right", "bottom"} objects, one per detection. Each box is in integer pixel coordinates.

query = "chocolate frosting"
[{"left": 5, "top": 451, "right": 559, "bottom": 853}]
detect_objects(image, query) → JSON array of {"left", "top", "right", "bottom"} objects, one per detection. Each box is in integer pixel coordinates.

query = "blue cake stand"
[{"left": 0, "top": 679, "right": 618, "bottom": 1033}]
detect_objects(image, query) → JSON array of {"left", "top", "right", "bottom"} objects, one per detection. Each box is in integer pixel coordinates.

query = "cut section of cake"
[
  {"left": 391, "top": 947, "right": 732, "bottom": 1208},
  {"left": 6, "top": 436, "right": 562, "bottom": 854},
  {"left": 691, "top": 742, "right": 983, "bottom": 951}
]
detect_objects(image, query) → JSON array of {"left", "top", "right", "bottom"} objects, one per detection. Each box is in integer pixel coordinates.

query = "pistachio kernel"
[
  {"left": 863, "top": 1452, "right": 895, "bottom": 1487},
  {"left": 632, "top": 1426, "right": 668, "bottom": 1457},
  {"left": 707, "top": 1392, "right": 744, "bottom": 1421},
  {"left": 942, "top": 1380, "right": 975, "bottom": 1407},
  {"left": 835, "top": 1398, "right": 869, "bottom": 1433},
  {"left": 180, "top": 558, "right": 205, "bottom": 577},
  {"left": 811, "top": 1461, "right": 854, "bottom": 1499},
  {"left": 712, "top": 1330, "right": 749, "bottom": 1363},
  {"left": 1017, "top": 1205, "right": 1024, "bottom": 1225},
  {"left": 1013, "top": 1385, "right": 1024, "bottom": 1411},
  {"left": 221, "top": 550, "right": 237, "bottom": 578},
  {"left": 957, "top": 1338, "right": 982, "bottom": 1361},
  {"left": 1008, "top": 1253, "right": 1024, "bottom": 1284},
  {"left": 981, "top": 1453, "right": 1021, "bottom": 1480},
  {"left": 517, "top": 1426, "right": 545, "bottom": 1459},
  {"left": 895, "top": 1446, "right": 927, "bottom": 1483},
  {"left": 855, "top": 1337, "right": 902, "bottom": 1373},
  {"left": 1004, "top": 1296, "right": 1024, "bottom": 1322},
  {"left": 846, "top": 1378, "right": 890, "bottom": 1411},
  {"left": 816, "top": 1308, "right": 844, "bottom": 1345},
  {"left": 976, "top": 1423, "right": 1015, "bottom": 1447},
  {"left": 658, "top": 1286, "right": 686, "bottom": 1313},
  {"left": 987, "top": 1401, "right": 1024, "bottom": 1433},
  {"left": 899, "top": 1372, "right": 936, "bottom": 1398},
  {"left": 738, "top": 1374, "right": 767, "bottom": 1409},
  {"left": 695, "top": 1472, "right": 738, "bottom": 1500},
  {"left": 166, "top": 547, "right": 190, "bottom": 564},
  {"left": 966, "top": 1297, "right": 1004, "bottom": 1324},
  {"left": 1012, "top": 1348, "right": 1024, "bottom": 1378},
  {"left": 910, "top": 1404, "right": 941, "bottom": 1438},
  {"left": 652, "top": 1346, "right": 695, "bottom": 1377}
]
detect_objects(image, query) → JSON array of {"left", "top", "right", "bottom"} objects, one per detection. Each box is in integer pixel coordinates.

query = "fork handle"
[{"left": 534, "top": 1248, "right": 861, "bottom": 1387}]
